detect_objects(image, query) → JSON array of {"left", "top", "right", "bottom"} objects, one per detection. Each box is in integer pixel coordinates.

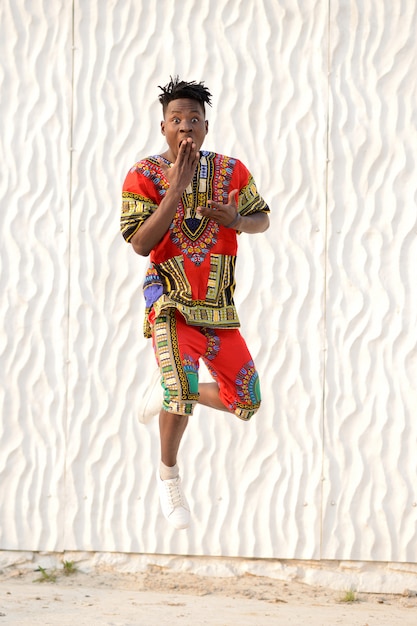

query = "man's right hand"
[
  {"left": 130, "top": 139, "right": 199, "bottom": 257},
  {"left": 158, "top": 138, "right": 199, "bottom": 193}
]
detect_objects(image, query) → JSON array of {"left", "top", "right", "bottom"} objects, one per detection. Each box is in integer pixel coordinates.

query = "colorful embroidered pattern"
[
  {"left": 233, "top": 360, "right": 261, "bottom": 420},
  {"left": 200, "top": 327, "right": 220, "bottom": 361},
  {"left": 150, "top": 308, "right": 262, "bottom": 420},
  {"left": 153, "top": 310, "right": 198, "bottom": 415},
  {"left": 130, "top": 157, "right": 169, "bottom": 196},
  {"left": 206, "top": 254, "right": 236, "bottom": 305},
  {"left": 142, "top": 254, "right": 239, "bottom": 337},
  {"left": 121, "top": 191, "right": 157, "bottom": 241},
  {"left": 211, "top": 152, "right": 237, "bottom": 203},
  {"left": 143, "top": 264, "right": 164, "bottom": 308},
  {"left": 240, "top": 175, "right": 269, "bottom": 216},
  {"left": 182, "top": 355, "right": 199, "bottom": 394},
  {"left": 154, "top": 257, "right": 192, "bottom": 305},
  {"left": 121, "top": 151, "right": 269, "bottom": 336},
  {"left": 121, "top": 156, "right": 171, "bottom": 241},
  {"left": 169, "top": 217, "right": 219, "bottom": 266},
  {"left": 169, "top": 153, "right": 220, "bottom": 265},
  {"left": 147, "top": 294, "right": 240, "bottom": 337}
]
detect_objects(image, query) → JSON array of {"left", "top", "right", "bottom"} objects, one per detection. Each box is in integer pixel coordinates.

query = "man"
[{"left": 121, "top": 77, "right": 269, "bottom": 529}]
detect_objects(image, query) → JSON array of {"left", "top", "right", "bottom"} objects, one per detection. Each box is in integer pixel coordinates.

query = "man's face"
[{"left": 161, "top": 98, "right": 208, "bottom": 162}]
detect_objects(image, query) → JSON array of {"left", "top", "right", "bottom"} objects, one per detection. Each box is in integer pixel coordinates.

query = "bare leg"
[
  {"left": 159, "top": 384, "right": 229, "bottom": 468},
  {"left": 198, "top": 382, "right": 230, "bottom": 411},
  {"left": 159, "top": 409, "right": 188, "bottom": 467}
]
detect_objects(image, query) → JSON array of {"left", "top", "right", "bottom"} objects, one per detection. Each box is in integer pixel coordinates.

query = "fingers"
[
  {"left": 156, "top": 157, "right": 171, "bottom": 176},
  {"left": 228, "top": 189, "right": 239, "bottom": 206},
  {"left": 207, "top": 189, "right": 238, "bottom": 212},
  {"left": 178, "top": 138, "right": 198, "bottom": 162},
  {"left": 196, "top": 188, "right": 240, "bottom": 226},
  {"left": 157, "top": 139, "right": 198, "bottom": 192},
  {"left": 196, "top": 203, "right": 230, "bottom": 224}
]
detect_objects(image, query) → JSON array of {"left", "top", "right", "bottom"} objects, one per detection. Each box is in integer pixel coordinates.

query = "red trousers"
[{"left": 150, "top": 309, "right": 261, "bottom": 420}]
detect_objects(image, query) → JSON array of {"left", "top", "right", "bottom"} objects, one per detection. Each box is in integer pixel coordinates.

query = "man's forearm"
[
  {"left": 231, "top": 212, "right": 270, "bottom": 234},
  {"left": 130, "top": 187, "right": 183, "bottom": 256}
]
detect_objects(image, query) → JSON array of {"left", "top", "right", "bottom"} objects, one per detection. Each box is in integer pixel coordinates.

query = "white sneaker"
[
  {"left": 157, "top": 471, "right": 190, "bottom": 530},
  {"left": 139, "top": 369, "right": 162, "bottom": 424}
]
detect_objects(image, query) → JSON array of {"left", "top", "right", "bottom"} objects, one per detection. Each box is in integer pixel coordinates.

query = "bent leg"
[
  {"left": 198, "top": 382, "right": 230, "bottom": 411},
  {"left": 201, "top": 328, "right": 262, "bottom": 421}
]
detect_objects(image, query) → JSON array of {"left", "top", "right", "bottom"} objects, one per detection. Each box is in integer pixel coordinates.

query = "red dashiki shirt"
[{"left": 121, "top": 150, "right": 269, "bottom": 338}]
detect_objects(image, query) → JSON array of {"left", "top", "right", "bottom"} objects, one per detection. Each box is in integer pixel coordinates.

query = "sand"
[{"left": 1, "top": 564, "right": 417, "bottom": 625}]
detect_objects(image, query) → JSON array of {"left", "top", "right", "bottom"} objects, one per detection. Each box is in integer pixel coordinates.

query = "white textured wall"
[
  {"left": 0, "top": 1, "right": 72, "bottom": 550},
  {"left": 0, "top": 0, "right": 416, "bottom": 564},
  {"left": 323, "top": 1, "right": 417, "bottom": 561}
]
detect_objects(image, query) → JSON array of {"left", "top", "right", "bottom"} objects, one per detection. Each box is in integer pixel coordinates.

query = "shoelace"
[{"left": 165, "top": 478, "right": 186, "bottom": 508}]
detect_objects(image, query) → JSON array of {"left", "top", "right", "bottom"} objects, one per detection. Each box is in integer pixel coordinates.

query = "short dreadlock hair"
[{"left": 158, "top": 76, "right": 212, "bottom": 116}]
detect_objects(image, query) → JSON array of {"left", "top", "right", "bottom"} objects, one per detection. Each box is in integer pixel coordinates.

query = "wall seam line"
[
  {"left": 319, "top": 0, "right": 332, "bottom": 561},
  {"left": 62, "top": 0, "right": 76, "bottom": 552}
]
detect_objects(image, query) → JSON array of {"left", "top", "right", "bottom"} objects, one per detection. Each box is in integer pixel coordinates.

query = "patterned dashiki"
[{"left": 121, "top": 150, "right": 270, "bottom": 338}]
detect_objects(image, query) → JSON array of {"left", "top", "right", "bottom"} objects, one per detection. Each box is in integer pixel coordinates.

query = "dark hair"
[{"left": 158, "top": 76, "right": 212, "bottom": 115}]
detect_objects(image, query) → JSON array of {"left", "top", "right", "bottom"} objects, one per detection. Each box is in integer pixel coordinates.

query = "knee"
[
  {"left": 233, "top": 399, "right": 261, "bottom": 421},
  {"left": 160, "top": 409, "right": 189, "bottom": 423},
  {"left": 232, "top": 366, "right": 262, "bottom": 420}
]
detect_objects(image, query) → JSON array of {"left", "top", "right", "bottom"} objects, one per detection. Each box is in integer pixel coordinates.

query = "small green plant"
[
  {"left": 62, "top": 560, "right": 77, "bottom": 576},
  {"left": 340, "top": 588, "right": 357, "bottom": 603},
  {"left": 34, "top": 565, "right": 57, "bottom": 583}
]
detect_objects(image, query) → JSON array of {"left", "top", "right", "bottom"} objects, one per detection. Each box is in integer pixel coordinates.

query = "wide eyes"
[{"left": 171, "top": 117, "right": 200, "bottom": 124}]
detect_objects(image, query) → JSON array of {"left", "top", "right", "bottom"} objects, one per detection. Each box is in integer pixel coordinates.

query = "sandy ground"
[{"left": 1, "top": 566, "right": 417, "bottom": 625}]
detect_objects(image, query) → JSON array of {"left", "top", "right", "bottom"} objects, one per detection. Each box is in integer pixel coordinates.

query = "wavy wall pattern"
[
  {"left": 0, "top": 0, "right": 72, "bottom": 550},
  {"left": 62, "top": 0, "right": 327, "bottom": 559},
  {"left": 323, "top": 0, "right": 417, "bottom": 562},
  {"left": 0, "top": 0, "right": 416, "bottom": 564}
]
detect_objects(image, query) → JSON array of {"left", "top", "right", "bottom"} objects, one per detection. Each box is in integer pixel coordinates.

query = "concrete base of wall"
[{"left": 1, "top": 551, "right": 417, "bottom": 595}]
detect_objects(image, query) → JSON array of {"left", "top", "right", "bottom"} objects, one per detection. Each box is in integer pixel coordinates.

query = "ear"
[
  {"left": 161, "top": 120, "right": 166, "bottom": 136},
  {"left": 205, "top": 120, "right": 209, "bottom": 134}
]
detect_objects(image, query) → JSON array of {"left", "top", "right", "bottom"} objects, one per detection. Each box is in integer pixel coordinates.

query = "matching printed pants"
[{"left": 150, "top": 309, "right": 261, "bottom": 421}]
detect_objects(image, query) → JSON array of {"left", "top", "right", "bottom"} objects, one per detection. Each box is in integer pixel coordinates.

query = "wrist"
[
  {"left": 226, "top": 213, "right": 241, "bottom": 230},
  {"left": 166, "top": 183, "right": 183, "bottom": 199}
]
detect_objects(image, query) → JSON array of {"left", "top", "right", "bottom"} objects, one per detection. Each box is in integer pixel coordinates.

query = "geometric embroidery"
[
  {"left": 206, "top": 254, "right": 236, "bottom": 305},
  {"left": 183, "top": 354, "right": 199, "bottom": 394},
  {"left": 233, "top": 360, "right": 261, "bottom": 421},
  {"left": 121, "top": 150, "right": 270, "bottom": 339},
  {"left": 168, "top": 152, "right": 238, "bottom": 266},
  {"left": 169, "top": 216, "right": 218, "bottom": 266},
  {"left": 141, "top": 253, "right": 240, "bottom": 338},
  {"left": 200, "top": 327, "right": 220, "bottom": 361},
  {"left": 121, "top": 191, "right": 157, "bottom": 242},
  {"left": 153, "top": 310, "right": 198, "bottom": 416}
]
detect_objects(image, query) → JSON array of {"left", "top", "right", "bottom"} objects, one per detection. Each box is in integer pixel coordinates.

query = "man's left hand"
[{"left": 196, "top": 189, "right": 240, "bottom": 228}]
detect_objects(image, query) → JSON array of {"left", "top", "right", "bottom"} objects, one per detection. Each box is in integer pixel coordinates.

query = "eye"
[{"left": 191, "top": 117, "right": 199, "bottom": 123}]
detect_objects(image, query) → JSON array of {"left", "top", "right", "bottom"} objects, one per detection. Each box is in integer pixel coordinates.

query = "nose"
[{"left": 180, "top": 119, "right": 192, "bottom": 132}]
